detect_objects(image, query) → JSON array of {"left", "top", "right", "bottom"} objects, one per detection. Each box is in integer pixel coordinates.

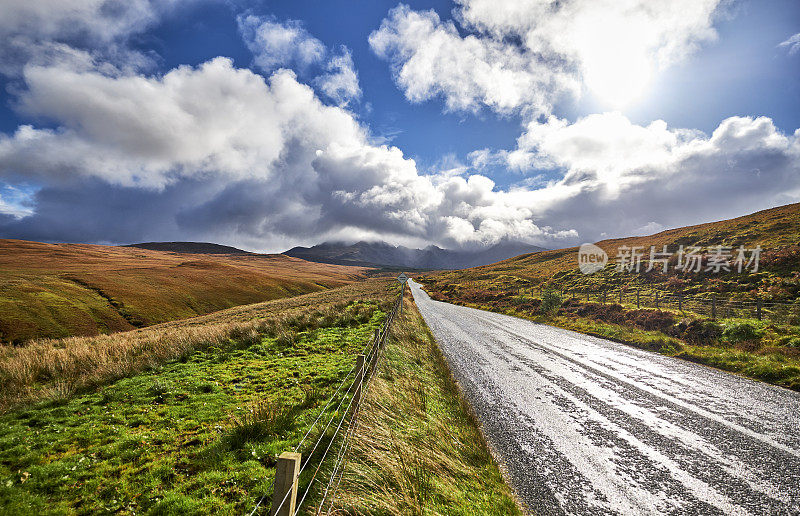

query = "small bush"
[
  {"left": 540, "top": 290, "right": 562, "bottom": 314},
  {"left": 672, "top": 319, "right": 723, "bottom": 344},
  {"left": 721, "top": 320, "right": 764, "bottom": 344},
  {"left": 228, "top": 400, "right": 295, "bottom": 449},
  {"left": 785, "top": 337, "right": 800, "bottom": 349},
  {"left": 227, "top": 388, "right": 317, "bottom": 449}
]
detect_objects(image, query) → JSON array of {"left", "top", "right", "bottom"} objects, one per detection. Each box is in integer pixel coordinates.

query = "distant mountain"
[
  {"left": 124, "top": 242, "right": 253, "bottom": 255},
  {"left": 283, "top": 240, "right": 547, "bottom": 269}
]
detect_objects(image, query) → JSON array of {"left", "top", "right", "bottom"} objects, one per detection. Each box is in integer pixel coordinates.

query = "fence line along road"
[
  {"left": 540, "top": 286, "right": 800, "bottom": 324},
  {"left": 250, "top": 281, "right": 406, "bottom": 516}
]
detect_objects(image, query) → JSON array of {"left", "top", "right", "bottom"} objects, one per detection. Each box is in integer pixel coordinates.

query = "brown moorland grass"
[
  {"left": 0, "top": 278, "right": 395, "bottom": 412},
  {"left": 0, "top": 239, "right": 371, "bottom": 343}
]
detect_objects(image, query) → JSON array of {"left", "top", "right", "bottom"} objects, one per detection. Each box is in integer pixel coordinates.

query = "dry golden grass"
[
  {"left": 0, "top": 239, "right": 371, "bottom": 343},
  {"left": 0, "top": 278, "right": 395, "bottom": 412}
]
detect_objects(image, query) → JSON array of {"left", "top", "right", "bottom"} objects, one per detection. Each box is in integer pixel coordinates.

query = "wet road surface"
[{"left": 408, "top": 280, "right": 800, "bottom": 515}]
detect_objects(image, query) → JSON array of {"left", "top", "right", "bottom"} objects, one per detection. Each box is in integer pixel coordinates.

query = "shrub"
[
  {"left": 785, "top": 337, "right": 800, "bottom": 349},
  {"left": 672, "top": 319, "right": 723, "bottom": 344},
  {"left": 721, "top": 320, "right": 764, "bottom": 344},
  {"left": 540, "top": 290, "right": 562, "bottom": 314}
]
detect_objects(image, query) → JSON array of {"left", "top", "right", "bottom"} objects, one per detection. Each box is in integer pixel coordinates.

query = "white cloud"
[
  {"left": 371, "top": 1, "right": 722, "bottom": 112},
  {"left": 315, "top": 47, "right": 362, "bottom": 105},
  {"left": 238, "top": 15, "right": 326, "bottom": 72},
  {"left": 0, "top": 57, "right": 569, "bottom": 248},
  {"left": 499, "top": 113, "right": 800, "bottom": 239},
  {"left": 0, "top": 0, "right": 179, "bottom": 76},
  {"left": 779, "top": 33, "right": 800, "bottom": 55},
  {"left": 369, "top": 5, "right": 578, "bottom": 116}
]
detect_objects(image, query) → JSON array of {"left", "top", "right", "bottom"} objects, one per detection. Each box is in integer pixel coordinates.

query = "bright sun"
[{"left": 575, "top": 16, "right": 654, "bottom": 108}]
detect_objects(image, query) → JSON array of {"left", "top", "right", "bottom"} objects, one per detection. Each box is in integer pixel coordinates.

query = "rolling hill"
[
  {"left": 124, "top": 241, "right": 253, "bottom": 254},
  {"left": 0, "top": 239, "right": 369, "bottom": 343},
  {"left": 420, "top": 202, "right": 800, "bottom": 303},
  {"left": 284, "top": 240, "right": 546, "bottom": 269}
]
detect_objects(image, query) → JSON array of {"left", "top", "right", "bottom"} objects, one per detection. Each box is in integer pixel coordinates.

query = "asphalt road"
[{"left": 408, "top": 279, "right": 800, "bottom": 515}]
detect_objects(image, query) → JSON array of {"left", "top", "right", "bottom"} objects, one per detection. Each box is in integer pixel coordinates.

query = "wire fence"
[
  {"left": 250, "top": 284, "right": 404, "bottom": 516},
  {"left": 549, "top": 287, "right": 800, "bottom": 325}
]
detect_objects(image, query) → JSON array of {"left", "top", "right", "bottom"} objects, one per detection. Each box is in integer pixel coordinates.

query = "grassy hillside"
[
  {"left": 0, "top": 239, "right": 369, "bottom": 344},
  {"left": 423, "top": 203, "right": 800, "bottom": 302},
  {"left": 0, "top": 279, "right": 396, "bottom": 513}
]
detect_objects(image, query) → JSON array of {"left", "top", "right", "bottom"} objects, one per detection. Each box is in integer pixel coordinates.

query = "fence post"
[
  {"left": 655, "top": 291, "right": 659, "bottom": 309},
  {"left": 712, "top": 295, "right": 716, "bottom": 320},
  {"left": 400, "top": 283, "right": 404, "bottom": 315},
  {"left": 271, "top": 452, "right": 301, "bottom": 516},
  {"left": 572, "top": 289, "right": 576, "bottom": 300},
  {"left": 636, "top": 289, "right": 640, "bottom": 309},
  {"left": 619, "top": 289, "right": 623, "bottom": 305},
  {"left": 679, "top": 293, "right": 683, "bottom": 312},
  {"left": 756, "top": 299, "right": 762, "bottom": 321},
  {"left": 353, "top": 354, "right": 366, "bottom": 407}
]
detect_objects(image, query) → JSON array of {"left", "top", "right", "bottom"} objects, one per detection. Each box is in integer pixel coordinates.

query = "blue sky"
[{"left": 0, "top": 0, "right": 798, "bottom": 251}]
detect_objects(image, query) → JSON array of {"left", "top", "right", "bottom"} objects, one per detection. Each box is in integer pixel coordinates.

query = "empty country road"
[{"left": 408, "top": 279, "right": 800, "bottom": 515}]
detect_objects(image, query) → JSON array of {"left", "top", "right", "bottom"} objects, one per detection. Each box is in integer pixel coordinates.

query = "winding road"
[{"left": 408, "top": 279, "right": 800, "bottom": 515}]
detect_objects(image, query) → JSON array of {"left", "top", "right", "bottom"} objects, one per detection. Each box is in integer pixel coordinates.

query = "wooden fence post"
[
  {"left": 655, "top": 291, "right": 659, "bottom": 309},
  {"left": 756, "top": 299, "right": 762, "bottom": 321},
  {"left": 678, "top": 293, "right": 683, "bottom": 312},
  {"left": 271, "top": 452, "right": 301, "bottom": 516},
  {"left": 712, "top": 295, "right": 717, "bottom": 320},
  {"left": 353, "top": 354, "right": 366, "bottom": 408},
  {"left": 636, "top": 289, "right": 640, "bottom": 309}
]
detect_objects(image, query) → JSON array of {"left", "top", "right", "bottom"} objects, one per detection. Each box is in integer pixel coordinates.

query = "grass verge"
[{"left": 329, "top": 293, "right": 522, "bottom": 515}]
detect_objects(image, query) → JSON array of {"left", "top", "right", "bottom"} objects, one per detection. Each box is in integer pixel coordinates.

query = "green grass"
[
  {"left": 0, "top": 306, "right": 386, "bottom": 515},
  {"left": 331, "top": 294, "right": 522, "bottom": 515}
]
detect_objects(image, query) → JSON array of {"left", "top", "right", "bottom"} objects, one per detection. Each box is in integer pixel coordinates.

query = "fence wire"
[{"left": 250, "top": 284, "right": 404, "bottom": 515}]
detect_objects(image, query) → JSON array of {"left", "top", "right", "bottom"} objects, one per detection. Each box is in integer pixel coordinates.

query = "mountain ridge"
[{"left": 283, "top": 240, "right": 547, "bottom": 269}]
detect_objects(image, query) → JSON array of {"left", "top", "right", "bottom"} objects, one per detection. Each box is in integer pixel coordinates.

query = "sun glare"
[{"left": 575, "top": 16, "right": 654, "bottom": 108}]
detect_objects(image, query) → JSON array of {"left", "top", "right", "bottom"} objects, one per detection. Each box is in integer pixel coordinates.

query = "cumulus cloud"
[
  {"left": 0, "top": 0, "right": 177, "bottom": 76},
  {"left": 370, "top": 5, "right": 577, "bottom": 116},
  {"left": 1, "top": 0, "right": 797, "bottom": 254},
  {"left": 238, "top": 16, "right": 362, "bottom": 106},
  {"left": 237, "top": 15, "right": 326, "bottom": 72},
  {"left": 315, "top": 47, "right": 362, "bottom": 106},
  {"left": 779, "top": 33, "right": 800, "bottom": 55},
  {"left": 501, "top": 113, "right": 800, "bottom": 240},
  {"left": 371, "top": 0, "right": 722, "bottom": 112},
  {"left": 0, "top": 57, "right": 570, "bottom": 250}
]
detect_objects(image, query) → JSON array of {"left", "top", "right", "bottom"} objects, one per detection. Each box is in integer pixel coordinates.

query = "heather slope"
[{"left": 0, "top": 239, "right": 369, "bottom": 343}]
